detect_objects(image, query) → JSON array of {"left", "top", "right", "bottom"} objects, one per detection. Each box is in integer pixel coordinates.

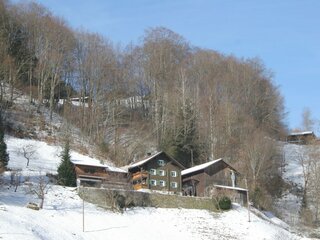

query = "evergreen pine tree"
[
  {"left": 162, "top": 100, "right": 201, "bottom": 168},
  {"left": 0, "top": 112, "right": 9, "bottom": 170},
  {"left": 57, "top": 141, "right": 76, "bottom": 187}
]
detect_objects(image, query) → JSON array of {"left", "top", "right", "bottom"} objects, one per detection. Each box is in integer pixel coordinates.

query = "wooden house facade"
[
  {"left": 71, "top": 159, "right": 129, "bottom": 189},
  {"left": 181, "top": 158, "right": 247, "bottom": 205},
  {"left": 127, "top": 152, "right": 185, "bottom": 193}
]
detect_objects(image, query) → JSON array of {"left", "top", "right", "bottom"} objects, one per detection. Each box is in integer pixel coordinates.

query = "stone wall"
[{"left": 78, "top": 187, "right": 217, "bottom": 211}]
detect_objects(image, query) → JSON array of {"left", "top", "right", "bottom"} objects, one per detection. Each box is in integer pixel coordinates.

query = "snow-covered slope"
[
  {"left": 274, "top": 142, "right": 320, "bottom": 236},
  {"left": 274, "top": 143, "right": 305, "bottom": 227},
  {"left": 0, "top": 137, "right": 308, "bottom": 240},
  {"left": 282, "top": 143, "right": 310, "bottom": 187},
  {"left": 0, "top": 186, "right": 305, "bottom": 240},
  {"left": 5, "top": 136, "right": 116, "bottom": 175}
]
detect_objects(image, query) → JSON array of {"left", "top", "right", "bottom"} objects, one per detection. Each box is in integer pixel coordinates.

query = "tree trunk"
[
  {"left": 209, "top": 98, "right": 215, "bottom": 159},
  {"left": 49, "top": 73, "right": 58, "bottom": 121},
  {"left": 0, "top": 80, "right": 3, "bottom": 103},
  {"left": 302, "top": 188, "right": 307, "bottom": 208},
  {"left": 29, "top": 65, "right": 33, "bottom": 104},
  {"left": 40, "top": 197, "right": 44, "bottom": 209}
]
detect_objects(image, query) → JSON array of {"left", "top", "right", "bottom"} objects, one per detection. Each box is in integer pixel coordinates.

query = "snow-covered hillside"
[
  {"left": 5, "top": 136, "right": 116, "bottom": 175},
  {"left": 0, "top": 137, "right": 308, "bottom": 240},
  {"left": 275, "top": 142, "right": 320, "bottom": 236},
  {"left": 274, "top": 143, "right": 305, "bottom": 223},
  {"left": 282, "top": 143, "right": 311, "bottom": 187}
]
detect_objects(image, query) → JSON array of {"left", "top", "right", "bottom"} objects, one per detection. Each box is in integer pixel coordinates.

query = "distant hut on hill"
[{"left": 286, "top": 131, "right": 316, "bottom": 144}]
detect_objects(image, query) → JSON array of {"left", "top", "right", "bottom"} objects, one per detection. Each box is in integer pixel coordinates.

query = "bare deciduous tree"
[
  {"left": 306, "top": 141, "right": 320, "bottom": 223},
  {"left": 10, "top": 170, "right": 21, "bottom": 192},
  {"left": 242, "top": 131, "right": 276, "bottom": 191},
  {"left": 27, "top": 174, "right": 50, "bottom": 209},
  {"left": 142, "top": 27, "right": 190, "bottom": 148},
  {"left": 20, "top": 144, "right": 36, "bottom": 167},
  {"left": 301, "top": 108, "right": 314, "bottom": 131},
  {"left": 298, "top": 149, "right": 312, "bottom": 208}
]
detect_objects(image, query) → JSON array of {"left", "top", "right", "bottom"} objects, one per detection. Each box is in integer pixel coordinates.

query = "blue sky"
[{"left": 26, "top": 0, "right": 320, "bottom": 132}]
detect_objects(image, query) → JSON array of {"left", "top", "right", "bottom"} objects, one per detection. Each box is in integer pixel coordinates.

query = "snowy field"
[{"left": 0, "top": 136, "right": 309, "bottom": 240}]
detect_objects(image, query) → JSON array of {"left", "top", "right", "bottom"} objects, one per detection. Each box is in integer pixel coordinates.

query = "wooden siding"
[
  {"left": 182, "top": 171, "right": 205, "bottom": 196},
  {"left": 74, "top": 165, "right": 107, "bottom": 179},
  {"left": 204, "top": 161, "right": 234, "bottom": 187},
  {"left": 182, "top": 161, "right": 236, "bottom": 197},
  {"left": 75, "top": 164, "right": 130, "bottom": 189},
  {"left": 286, "top": 133, "right": 316, "bottom": 144}
]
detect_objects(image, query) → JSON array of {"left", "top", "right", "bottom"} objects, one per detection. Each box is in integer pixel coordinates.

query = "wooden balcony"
[
  {"left": 131, "top": 171, "right": 149, "bottom": 190},
  {"left": 132, "top": 171, "right": 148, "bottom": 181}
]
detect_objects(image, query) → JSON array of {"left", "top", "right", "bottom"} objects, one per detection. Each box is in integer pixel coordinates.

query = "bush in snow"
[
  {"left": 218, "top": 196, "right": 231, "bottom": 210},
  {"left": 57, "top": 141, "right": 76, "bottom": 187}
]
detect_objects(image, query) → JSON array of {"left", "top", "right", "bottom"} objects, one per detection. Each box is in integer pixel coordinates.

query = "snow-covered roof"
[
  {"left": 128, "top": 152, "right": 163, "bottom": 169},
  {"left": 71, "top": 159, "right": 107, "bottom": 168},
  {"left": 106, "top": 166, "right": 127, "bottom": 173},
  {"left": 214, "top": 185, "right": 248, "bottom": 192},
  {"left": 181, "top": 158, "right": 222, "bottom": 176},
  {"left": 71, "top": 159, "right": 127, "bottom": 173},
  {"left": 288, "top": 131, "right": 314, "bottom": 136}
]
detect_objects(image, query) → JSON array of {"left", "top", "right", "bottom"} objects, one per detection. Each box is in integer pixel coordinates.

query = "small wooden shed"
[{"left": 286, "top": 131, "right": 316, "bottom": 144}]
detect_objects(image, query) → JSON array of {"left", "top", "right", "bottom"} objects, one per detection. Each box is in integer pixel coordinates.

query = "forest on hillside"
[{"left": 0, "top": 0, "right": 287, "bottom": 208}]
